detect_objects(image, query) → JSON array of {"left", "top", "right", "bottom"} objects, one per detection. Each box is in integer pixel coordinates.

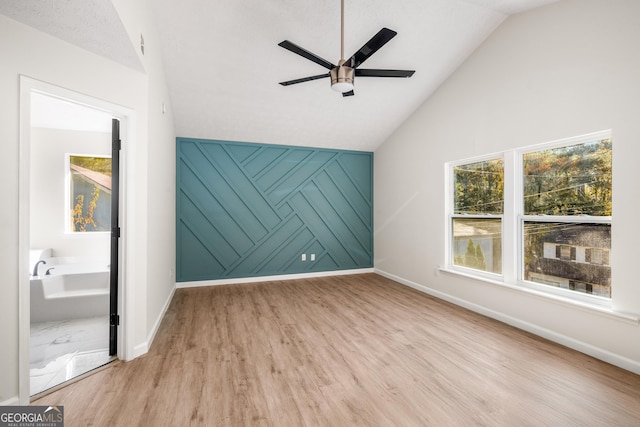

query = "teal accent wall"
[{"left": 176, "top": 138, "right": 373, "bottom": 282}]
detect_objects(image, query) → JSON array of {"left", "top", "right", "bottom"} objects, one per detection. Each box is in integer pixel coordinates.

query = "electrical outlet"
[
  {"left": 301, "top": 254, "right": 306, "bottom": 261},
  {"left": 310, "top": 254, "right": 315, "bottom": 261}
]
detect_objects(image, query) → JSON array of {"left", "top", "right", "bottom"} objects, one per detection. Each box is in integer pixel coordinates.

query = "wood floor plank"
[{"left": 34, "top": 273, "right": 640, "bottom": 426}]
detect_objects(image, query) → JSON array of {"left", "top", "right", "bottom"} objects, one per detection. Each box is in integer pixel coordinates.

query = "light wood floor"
[{"left": 34, "top": 273, "right": 640, "bottom": 426}]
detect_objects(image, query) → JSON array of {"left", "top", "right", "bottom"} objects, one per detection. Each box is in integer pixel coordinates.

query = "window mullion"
[{"left": 503, "top": 150, "right": 518, "bottom": 283}]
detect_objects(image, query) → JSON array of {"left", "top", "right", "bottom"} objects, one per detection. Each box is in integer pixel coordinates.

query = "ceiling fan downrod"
[{"left": 330, "top": 0, "right": 354, "bottom": 93}]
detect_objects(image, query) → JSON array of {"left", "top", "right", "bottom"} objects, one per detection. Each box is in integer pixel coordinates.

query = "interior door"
[{"left": 109, "top": 118, "right": 121, "bottom": 356}]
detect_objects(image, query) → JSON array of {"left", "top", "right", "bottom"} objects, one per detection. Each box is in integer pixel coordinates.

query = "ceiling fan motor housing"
[{"left": 330, "top": 65, "right": 354, "bottom": 92}]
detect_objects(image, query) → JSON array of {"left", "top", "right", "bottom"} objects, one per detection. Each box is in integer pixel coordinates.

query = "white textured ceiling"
[
  {"left": 1, "top": 0, "right": 559, "bottom": 151},
  {"left": 0, "top": 0, "right": 143, "bottom": 72}
]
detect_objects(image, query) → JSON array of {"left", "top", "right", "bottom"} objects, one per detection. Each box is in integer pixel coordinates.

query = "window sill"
[{"left": 438, "top": 267, "right": 639, "bottom": 325}]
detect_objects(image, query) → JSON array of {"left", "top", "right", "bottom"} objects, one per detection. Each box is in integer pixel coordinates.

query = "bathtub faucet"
[{"left": 32, "top": 260, "right": 46, "bottom": 277}]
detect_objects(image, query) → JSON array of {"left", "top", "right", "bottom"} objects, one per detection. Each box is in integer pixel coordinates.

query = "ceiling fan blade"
[
  {"left": 279, "top": 73, "right": 330, "bottom": 86},
  {"left": 342, "top": 90, "right": 355, "bottom": 97},
  {"left": 278, "top": 40, "right": 335, "bottom": 70},
  {"left": 345, "top": 28, "right": 397, "bottom": 68},
  {"left": 355, "top": 69, "right": 415, "bottom": 78}
]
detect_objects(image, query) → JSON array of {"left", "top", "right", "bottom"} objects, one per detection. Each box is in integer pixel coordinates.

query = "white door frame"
[{"left": 18, "top": 76, "right": 135, "bottom": 403}]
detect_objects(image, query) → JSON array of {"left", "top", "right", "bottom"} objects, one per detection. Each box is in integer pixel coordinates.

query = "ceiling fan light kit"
[
  {"left": 330, "top": 62, "right": 354, "bottom": 93},
  {"left": 278, "top": 0, "right": 414, "bottom": 97}
]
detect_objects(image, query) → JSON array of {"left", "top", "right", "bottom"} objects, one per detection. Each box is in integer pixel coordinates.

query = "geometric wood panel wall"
[{"left": 176, "top": 138, "right": 373, "bottom": 282}]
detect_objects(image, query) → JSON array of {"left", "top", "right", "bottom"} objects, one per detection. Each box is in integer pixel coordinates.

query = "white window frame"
[
  {"left": 446, "top": 153, "right": 505, "bottom": 281},
  {"left": 445, "top": 130, "right": 612, "bottom": 308},
  {"left": 515, "top": 130, "right": 612, "bottom": 306}
]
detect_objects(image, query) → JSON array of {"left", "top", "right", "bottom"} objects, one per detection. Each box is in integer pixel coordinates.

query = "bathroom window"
[{"left": 67, "top": 154, "right": 112, "bottom": 232}]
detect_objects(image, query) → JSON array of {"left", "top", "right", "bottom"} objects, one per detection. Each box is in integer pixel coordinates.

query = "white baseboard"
[
  {"left": 1, "top": 396, "right": 20, "bottom": 406},
  {"left": 129, "top": 285, "right": 177, "bottom": 360},
  {"left": 147, "top": 285, "right": 176, "bottom": 349},
  {"left": 375, "top": 268, "right": 640, "bottom": 376},
  {"left": 177, "top": 268, "right": 375, "bottom": 288},
  {"left": 131, "top": 342, "right": 148, "bottom": 360}
]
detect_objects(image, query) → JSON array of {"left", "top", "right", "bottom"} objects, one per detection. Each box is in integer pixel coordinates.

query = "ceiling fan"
[{"left": 278, "top": 0, "right": 415, "bottom": 97}]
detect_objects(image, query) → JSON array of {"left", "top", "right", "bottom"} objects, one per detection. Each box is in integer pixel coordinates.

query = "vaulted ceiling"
[{"left": 1, "top": 0, "right": 559, "bottom": 151}]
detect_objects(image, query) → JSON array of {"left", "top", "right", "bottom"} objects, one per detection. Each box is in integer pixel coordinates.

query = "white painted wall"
[
  {"left": 375, "top": 0, "right": 640, "bottom": 372},
  {"left": 30, "top": 128, "right": 111, "bottom": 259},
  {"left": 111, "top": 0, "right": 178, "bottom": 353},
  {"left": 0, "top": 0, "right": 176, "bottom": 403}
]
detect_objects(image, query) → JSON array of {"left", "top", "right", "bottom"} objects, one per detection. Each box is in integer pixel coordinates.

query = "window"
[
  {"left": 450, "top": 158, "right": 503, "bottom": 275},
  {"left": 586, "top": 248, "right": 609, "bottom": 266},
  {"left": 521, "top": 137, "right": 612, "bottom": 298},
  {"left": 67, "top": 154, "right": 112, "bottom": 233},
  {"left": 447, "top": 132, "right": 612, "bottom": 302}
]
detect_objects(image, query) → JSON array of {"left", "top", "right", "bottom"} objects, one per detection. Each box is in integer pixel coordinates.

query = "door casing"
[{"left": 18, "top": 77, "right": 135, "bottom": 403}]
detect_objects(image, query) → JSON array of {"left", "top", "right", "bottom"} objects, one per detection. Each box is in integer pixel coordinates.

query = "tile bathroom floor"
[{"left": 30, "top": 316, "right": 112, "bottom": 396}]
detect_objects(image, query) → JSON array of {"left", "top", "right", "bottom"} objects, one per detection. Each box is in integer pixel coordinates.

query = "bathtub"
[{"left": 30, "top": 257, "right": 110, "bottom": 323}]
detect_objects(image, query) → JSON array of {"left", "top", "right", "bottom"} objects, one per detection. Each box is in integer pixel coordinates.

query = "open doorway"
[{"left": 19, "top": 81, "right": 127, "bottom": 398}]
